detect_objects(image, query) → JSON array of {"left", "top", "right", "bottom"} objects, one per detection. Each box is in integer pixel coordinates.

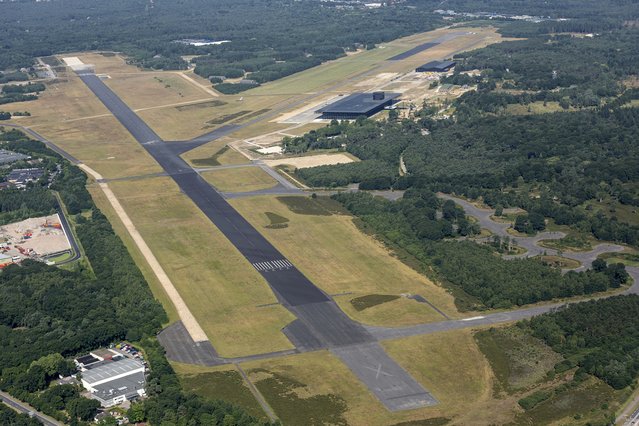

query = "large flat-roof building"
[
  {"left": 79, "top": 357, "right": 146, "bottom": 407},
  {"left": 317, "top": 92, "right": 400, "bottom": 120},
  {"left": 416, "top": 60, "right": 456, "bottom": 73}
]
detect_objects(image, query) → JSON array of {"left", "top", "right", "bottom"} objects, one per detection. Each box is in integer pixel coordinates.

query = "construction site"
[{"left": 0, "top": 214, "right": 73, "bottom": 267}]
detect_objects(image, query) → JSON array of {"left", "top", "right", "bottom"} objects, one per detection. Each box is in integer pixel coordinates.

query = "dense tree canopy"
[{"left": 528, "top": 295, "right": 639, "bottom": 389}]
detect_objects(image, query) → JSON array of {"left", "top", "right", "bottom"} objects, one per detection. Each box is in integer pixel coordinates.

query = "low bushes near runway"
[
  {"left": 350, "top": 294, "right": 400, "bottom": 311},
  {"left": 476, "top": 295, "right": 639, "bottom": 424},
  {"left": 173, "top": 365, "right": 265, "bottom": 419},
  {"left": 264, "top": 211, "right": 289, "bottom": 229},
  {"left": 249, "top": 368, "right": 348, "bottom": 425}
]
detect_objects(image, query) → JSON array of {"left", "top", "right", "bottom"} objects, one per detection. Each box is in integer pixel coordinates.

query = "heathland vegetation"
[{"left": 476, "top": 295, "right": 639, "bottom": 424}]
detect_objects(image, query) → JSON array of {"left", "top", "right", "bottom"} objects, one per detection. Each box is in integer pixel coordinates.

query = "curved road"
[{"left": 438, "top": 193, "right": 626, "bottom": 270}]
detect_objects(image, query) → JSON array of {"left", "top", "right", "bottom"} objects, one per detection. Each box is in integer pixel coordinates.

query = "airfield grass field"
[
  {"left": 182, "top": 138, "right": 251, "bottom": 167},
  {"left": 233, "top": 329, "right": 498, "bottom": 425},
  {"left": 1, "top": 70, "right": 111, "bottom": 126},
  {"left": 107, "top": 177, "right": 295, "bottom": 357},
  {"left": 34, "top": 115, "right": 162, "bottom": 179},
  {"left": 200, "top": 166, "right": 279, "bottom": 193},
  {"left": 104, "top": 72, "right": 211, "bottom": 110},
  {"left": 230, "top": 195, "right": 459, "bottom": 326}
]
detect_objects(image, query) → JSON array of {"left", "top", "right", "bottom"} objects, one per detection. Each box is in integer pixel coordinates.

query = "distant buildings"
[
  {"left": 416, "top": 60, "right": 456, "bottom": 73},
  {"left": 76, "top": 351, "right": 146, "bottom": 407},
  {"left": 5, "top": 168, "right": 44, "bottom": 188},
  {"left": 317, "top": 92, "right": 400, "bottom": 119},
  {"left": 0, "top": 149, "right": 29, "bottom": 165}
]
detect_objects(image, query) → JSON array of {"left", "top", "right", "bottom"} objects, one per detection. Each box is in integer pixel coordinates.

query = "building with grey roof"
[
  {"left": 316, "top": 92, "right": 400, "bottom": 119},
  {"left": 416, "top": 60, "right": 456, "bottom": 73},
  {"left": 91, "top": 371, "right": 146, "bottom": 407},
  {"left": 0, "top": 149, "right": 29, "bottom": 165},
  {"left": 80, "top": 358, "right": 146, "bottom": 407}
]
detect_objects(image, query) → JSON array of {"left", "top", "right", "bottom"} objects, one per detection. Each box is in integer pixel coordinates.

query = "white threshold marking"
[
  {"left": 252, "top": 259, "right": 293, "bottom": 272},
  {"left": 461, "top": 316, "right": 485, "bottom": 321}
]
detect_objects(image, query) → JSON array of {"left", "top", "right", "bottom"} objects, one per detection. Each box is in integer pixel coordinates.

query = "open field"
[
  {"left": 104, "top": 72, "right": 211, "bottom": 110},
  {"left": 73, "top": 52, "right": 142, "bottom": 75},
  {"left": 238, "top": 329, "right": 499, "bottom": 425},
  {"left": 383, "top": 329, "right": 511, "bottom": 425},
  {"left": 137, "top": 93, "right": 288, "bottom": 140},
  {"left": 34, "top": 115, "right": 162, "bottom": 179},
  {"left": 1, "top": 71, "right": 110, "bottom": 127},
  {"left": 108, "top": 177, "right": 295, "bottom": 357},
  {"left": 182, "top": 138, "right": 250, "bottom": 167},
  {"left": 172, "top": 363, "right": 266, "bottom": 419},
  {"left": 230, "top": 195, "right": 459, "bottom": 326},
  {"left": 200, "top": 166, "right": 278, "bottom": 193}
]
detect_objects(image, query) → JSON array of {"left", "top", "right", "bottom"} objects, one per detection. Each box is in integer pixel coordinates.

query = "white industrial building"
[{"left": 79, "top": 358, "right": 146, "bottom": 407}]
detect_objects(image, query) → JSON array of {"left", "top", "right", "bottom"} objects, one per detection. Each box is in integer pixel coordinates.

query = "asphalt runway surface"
[
  {"left": 388, "top": 42, "right": 439, "bottom": 61},
  {"left": 387, "top": 32, "right": 468, "bottom": 61},
  {"left": 77, "top": 71, "right": 437, "bottom": 411}
]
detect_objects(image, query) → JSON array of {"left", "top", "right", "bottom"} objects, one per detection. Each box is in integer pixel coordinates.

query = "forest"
[
  {"left": 0, "top": 130, "right": 268, "bottom": 425},
  {"left": 0, "top": 0, "right": 441, "bottom": 92},
  {"left": 526, "top": 295, "right": 639, "bottom": 390},
  {"left": 333, "top": 191, "right": 629, "bottom": 310}
]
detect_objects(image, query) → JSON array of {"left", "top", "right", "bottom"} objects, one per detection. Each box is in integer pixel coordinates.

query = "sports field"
[
  {"left": 230, "top": 195, "right": 459, "bottom": 326},
  {"left": 107, "top": 177, "right": 295, "bottom": 357}
]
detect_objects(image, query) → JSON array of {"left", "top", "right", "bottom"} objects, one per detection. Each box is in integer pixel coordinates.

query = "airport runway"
[{"left": 77, "top": 71, "right": 435, "bottom": 411}]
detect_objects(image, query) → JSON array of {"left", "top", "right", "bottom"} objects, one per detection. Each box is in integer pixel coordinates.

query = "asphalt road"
[
  {"left": 438, "top": 193, "right": 626, "bottom": 269},
  {"left": 53, "top": 195, "right": 81, "bottom": 265},
  {"left": 78, "top": 71, "right": 436, "bottom": 411},
  {"left": 1, "top": 390, "right": 62, "bottom": 426}
]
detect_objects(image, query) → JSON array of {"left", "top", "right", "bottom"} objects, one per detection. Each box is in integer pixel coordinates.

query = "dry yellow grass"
[
  {"left": 230, "top": 196, "right": 459, "bottom": 326},
  {"left": 182, "top": 137, "right": 251, "bottom": 167},
  {"left": 35, "top": 115, "right": 162, "bottom": 179},
  {"left": 239, "top": 331, "right": 502, "bottom": 426},
  {"left": 137, "top": 94, "right": 288, "bottom": 140},
  {"left": 108, "top": 177, "right": 295, "bottom": 357},
  {"left": 72, "top": 52, "right": 141, "bottom": 75},
  {"left": 2, "top": 72, "right": 110, "bottom": 126},
  {"left": 104, "top": 72, "right": 210, "bottom": 110},
  {"left": 200, "top": 166, "right": 278, "bottom": 193},
  {"left": 383, "top": 329, "right": 515, "bottom": 426}
]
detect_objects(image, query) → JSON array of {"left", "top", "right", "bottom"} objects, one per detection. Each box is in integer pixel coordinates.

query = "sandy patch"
[{"left": 264, "top": 153, "right": 355, "bottom": 169}]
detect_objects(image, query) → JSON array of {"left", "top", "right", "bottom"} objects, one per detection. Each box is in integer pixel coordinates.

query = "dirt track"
[{"left": 78, "top": 163, "right": 209, "bottom": 342}]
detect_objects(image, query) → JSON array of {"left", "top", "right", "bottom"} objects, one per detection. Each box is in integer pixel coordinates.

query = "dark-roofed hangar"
[
  {"left": 317, "top": 92, "right": 400, "bottom": 119},
  {"left": 416, "top": 60, "right": 456, "bottom": 72}
]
